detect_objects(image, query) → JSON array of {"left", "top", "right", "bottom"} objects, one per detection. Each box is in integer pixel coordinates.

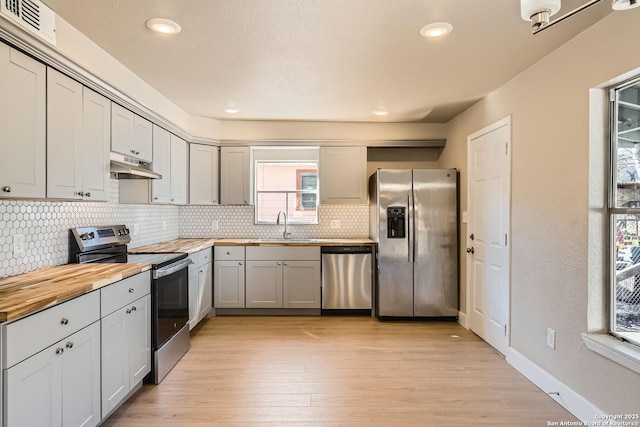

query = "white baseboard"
[
  {"left": 507, "top": 348, "right": 603, "bottom": 423},
  {"left": 458, "top": 311, "right": 468, "bottom": 329}
]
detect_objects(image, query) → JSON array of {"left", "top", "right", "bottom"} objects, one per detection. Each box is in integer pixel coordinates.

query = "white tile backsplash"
[{"left": 0, "top": 181, "right": 370, "bottom": 278}]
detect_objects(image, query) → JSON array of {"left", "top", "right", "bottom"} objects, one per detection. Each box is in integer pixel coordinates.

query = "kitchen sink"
[{"left": 247, "top": 238, "right": 321, "bottom": 243}]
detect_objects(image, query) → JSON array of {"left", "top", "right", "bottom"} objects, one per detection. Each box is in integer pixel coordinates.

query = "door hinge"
[
  {"left": 504, "top": 324, "right": 507, "bottom": 337},
  {"left": 505, "top": 142, "right": 509, "bottom": 155},
  {"left": 504, "top": 233, "right": 508, "bottom": 246}
]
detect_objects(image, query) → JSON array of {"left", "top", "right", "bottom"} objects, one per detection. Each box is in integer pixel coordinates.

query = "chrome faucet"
[{"left": 276, "top": 210, "right": 291, "bottom": 239}]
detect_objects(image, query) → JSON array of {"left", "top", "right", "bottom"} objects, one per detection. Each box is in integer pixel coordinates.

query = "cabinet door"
[
  {"left": 133, "top": 114, "right": 153, "bottom": 162},
  {"left": 283, "top": 261, "right": 321, "bottom": 308},
  {"left": 188, "top": 266, "right": 198, "bottom": 330},
  {"left": 62, "top": 322, "right": 101, "bottom": 427},
  {"left": 245, "top": 261, "right": 282, "bottom": 308},
  {"left": 213, "top": 260, "right": 245, "bottom": 308},
  {"left": 101, "top": 307, "right": 128, "bottom": 417},
  {"left": 0, "top": 44, "right": 46, "bottom": 199},
  {"left": 82, "top": 88, "right": 111, "bottom": 201},
  {"left": 6, "top": 342, "right": 63, "bottom": 427},
  {"left": 190, "top": 144, "right": 220, "bottom": 205},
  {"left": 128, "top": 294, "right": 151, "bottom": 387},
  {"left": 320, "top": 146, "right": 367, "bottom": 204},
  {"left": 198, "top": 261, "right": 213, "bottom": 322},
  {"left": 220, "top": 146, "right": 250, "bottom": 205},
  {"left": 111, "top": 103, "right": 134, "bottom": 157},
  {"left": 151, "top": 125, "right": 171, "bottom": 203},
  {"left": 170, "top": 134, "right": 188, "bottom": 204},
  {"left": 47, "top": 68, "right": 83, "bottom": 200}
]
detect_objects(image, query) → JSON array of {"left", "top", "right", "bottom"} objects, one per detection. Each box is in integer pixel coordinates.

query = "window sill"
[{"left": 581, "top": 333, "right": 640, "bottom": 374}]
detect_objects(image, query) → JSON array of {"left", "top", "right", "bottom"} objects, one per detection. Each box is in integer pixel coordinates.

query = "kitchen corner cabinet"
[
  {"left": 111, "top": 103, "right": 153, "bottom": 163},
  {"left": 47, "top": 68, "right": 110, "bottom": 201},
  {"left": 220, "top": 146, "right": 250, "bottom": 205},
  {"left": 245, "top": 246, "right": 320, "bottom": 309},
  {"left": 3, "top": 291, "right": 101, "bottom": 427},
  {"left": 0, "top": 43, "right": 46, "bottom": 199},
  {"left": 319, "top": 146, "right": 368, "bottom": 204},
  {"left": 213, "top": 246, "right": 246, "bottom": 308},
  {"left": 188, "top": 248, "right": 213, "bottom": 330},
  {"left": 100, "top": 273, "right": 151, "bottom": 418},
  {"left": 190, "top": 144, "right": 220, "bottom": 205}
]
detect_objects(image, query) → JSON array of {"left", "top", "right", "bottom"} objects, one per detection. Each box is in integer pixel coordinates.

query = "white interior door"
[{"left": 467, "top": 117, "right": 511, "bottom": 355}]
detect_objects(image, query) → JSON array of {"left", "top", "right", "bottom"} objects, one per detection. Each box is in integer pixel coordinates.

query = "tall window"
[
  {"left": 611, "top": 78, "right": 640, "bottom": 346},
  {"left": 255, "top": 161, "right": 318, "bottom": 224}
]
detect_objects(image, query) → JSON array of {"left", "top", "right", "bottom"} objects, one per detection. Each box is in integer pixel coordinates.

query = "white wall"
[{"left": 439, "top": 9, "right": 640, "bottom": 414}]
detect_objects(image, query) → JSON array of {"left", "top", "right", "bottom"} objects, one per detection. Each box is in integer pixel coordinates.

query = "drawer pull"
[
  {"left": 55, "top": 348, "right": 64, "bottom": 355},
  {"left": 60, "top": 318, "right": 69, "bottom": 325},
  {"left": 65, "top": 342, "right": 74, "bottom": 349},
  {"left": 131, "top": 306, "right": 137, "bottom": 312},
  {"left": 238, "top": 262, "right": 243, "bottom": 266},
  {"left": 226, "top": 251, "right": 230, "bottom": 255},
  {"left": 2, "top": 186, "right": 10, "bottom": 193},
  {"left": 126, "top": 308, "right": 132, "bottom": 314},
  {"left": 128, "top": 288, "right": 135, "bottom": 293}
]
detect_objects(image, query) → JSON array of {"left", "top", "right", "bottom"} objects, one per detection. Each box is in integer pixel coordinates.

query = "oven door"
[{"left": 152, "top": 258, "right": 192, "bottom": 349}]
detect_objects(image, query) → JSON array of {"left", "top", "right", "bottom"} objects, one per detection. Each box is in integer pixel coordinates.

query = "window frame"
[{"left": 609, "top": 77, "right": 640, "bottom": 347}]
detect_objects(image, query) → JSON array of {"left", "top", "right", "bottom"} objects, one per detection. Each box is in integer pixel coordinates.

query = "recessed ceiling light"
[
  {"left": 146, "top": 18, "right": 181, "bottom": 34},
  {"left": 225, "top": 107, "right": 240, "bottom": 114},
  {"left": 419, "top": 22, "right": 453, "bottom": 38},
  {"left": 612, "top": 0, "right": 640, "bottom": 10},
  {"left": 372, "top": 109, "right": 389, "bottom": 116}
]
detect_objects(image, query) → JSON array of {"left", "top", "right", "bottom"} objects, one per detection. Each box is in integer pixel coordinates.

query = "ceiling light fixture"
[
  {"left": 372, "top": 109, "right": 389, "bottom": 116},
  {"left": 146, "top": 18, "right": 181, "bottom": 34},
  {"left": 419, "top": 22, "right": 453, "bottom": 38},
  {"left": 224, "top": 107, "right": 240, "bottom": 114},
  {"left": 522, "top": 0, "right": 637, "bottom": 35}
]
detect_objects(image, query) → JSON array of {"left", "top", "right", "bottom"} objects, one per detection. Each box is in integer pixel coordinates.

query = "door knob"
[
  {"left": 2, "top": 186, "right": 10, "bottom": 193},
  {"left": 466, "top": 247, "right": 474, "bottom": 254}
]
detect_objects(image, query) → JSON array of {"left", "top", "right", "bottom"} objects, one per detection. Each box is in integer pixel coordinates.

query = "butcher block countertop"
[
  {"left": 129, "top": 238, "right": 375, "bottom": 253},
  {"left": 129, "top": 238, "right": 218, "bottom": 254},
  {"left": 0, "top": 263, "right": 151, "bottom": 323}
]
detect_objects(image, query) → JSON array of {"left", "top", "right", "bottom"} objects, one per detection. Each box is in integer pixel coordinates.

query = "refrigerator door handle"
[
  {"left": 412, "top": 189, "right": 417, "bottom": 263},
  {"left": 408, "top": 192, "right": 413, "bottom": 263}
]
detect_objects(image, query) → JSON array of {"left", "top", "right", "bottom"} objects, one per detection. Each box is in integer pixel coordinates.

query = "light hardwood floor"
[{"left": 102, "top": 316, "right": 577, "bottom": 426}]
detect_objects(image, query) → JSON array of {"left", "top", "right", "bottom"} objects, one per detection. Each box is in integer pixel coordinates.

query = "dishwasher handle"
[{"left": 321, "top": 246, "right": 373, "bottom": 254}]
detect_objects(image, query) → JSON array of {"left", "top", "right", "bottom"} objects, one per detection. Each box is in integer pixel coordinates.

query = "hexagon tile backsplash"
[{"left": 0, "top": 180, "right": 370, "bottom": 278}]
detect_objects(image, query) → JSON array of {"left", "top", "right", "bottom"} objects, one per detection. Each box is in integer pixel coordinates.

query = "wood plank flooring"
[{"left": 102, "top": 316, "right": 577, "bottom": 427}]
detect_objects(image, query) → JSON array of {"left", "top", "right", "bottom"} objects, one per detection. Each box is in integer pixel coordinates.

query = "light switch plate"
[
  {"left": 330, "top": 220, "right": 341, "bottom": 229},
  {"left": 13, "top": 234, "right": 25, "bottom": 256}
]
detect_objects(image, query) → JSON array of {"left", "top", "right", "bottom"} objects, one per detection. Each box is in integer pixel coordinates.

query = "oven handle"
[{"left": 153, "top": 258, "right": 193, "bottom": 279}]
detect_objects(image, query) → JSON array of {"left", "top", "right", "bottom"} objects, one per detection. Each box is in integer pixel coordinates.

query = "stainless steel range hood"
[{"left": 110, "top": 152, "right": 161, "bottom": 179}]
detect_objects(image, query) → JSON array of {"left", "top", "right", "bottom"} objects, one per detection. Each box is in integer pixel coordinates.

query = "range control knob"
[{"left": 80, "top": 232, "right": 95, "bottom": 240}]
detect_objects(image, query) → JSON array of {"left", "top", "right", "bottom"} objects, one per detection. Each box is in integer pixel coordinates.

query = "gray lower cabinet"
[
  {"left": 214, "top": 246, "right": 246, "bottom": 308},
  {"left": 188, "top": 248, "right": 213, "bottom": 329},
  {"left": 2, "top": 290, "right": 102, "bottom": 427},
  {"left": 100, "top": 273, "right": 151, "bottom": 418},
  {"left": 245, "top": 246, "right": 320, "bottom": 309}
]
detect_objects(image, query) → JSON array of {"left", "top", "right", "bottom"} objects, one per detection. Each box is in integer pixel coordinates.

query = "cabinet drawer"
[
  {"left": 4, "top": 290, "right": 100, "bottom": 368},
  {"left": 246, "top": 246, "right": 320, "bottom": 261},
  {"left": 101, "top": 272, "right": 150, "bottom": 316},
  {"left": 189, "top": 248, "right": 213, "bottom": 267},
  {"left": 214, "top": 246, "right": 245, "bottom": 261}
]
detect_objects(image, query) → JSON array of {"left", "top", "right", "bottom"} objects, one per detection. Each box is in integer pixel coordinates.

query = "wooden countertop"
[
  {"left": 130, "top": 238, "right": 375, "bottom": 253},
  {"left": 129, "top": 238, "right": 217, "bottom": 254},
  {"left": 0, "top": 263, "right": 151, "bottom": 323}
]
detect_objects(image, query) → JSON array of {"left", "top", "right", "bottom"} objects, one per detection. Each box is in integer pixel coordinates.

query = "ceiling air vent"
[{"left": 1, "top": 0, "right": 56, "bottom": 45}]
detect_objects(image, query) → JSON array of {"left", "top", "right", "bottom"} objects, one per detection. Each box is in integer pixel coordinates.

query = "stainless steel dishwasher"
[{"left": 321, "top": 246, "right": 373, "bottom": 313}]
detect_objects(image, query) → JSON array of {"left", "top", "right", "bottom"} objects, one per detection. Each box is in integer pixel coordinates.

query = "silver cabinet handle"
[
  {"left": 128, "top": 288, "right": 135, "bottom": 293},
  {"left": 65, "top": 342, "right": 74, "bottom": 349},
  {"left": 2, "top": 186, "right": 10, "bottom": 193},
  {"left": 55, "top": 348, "right": 64, "bottom": 355},
  {"left": 131, "top": 306, "right": 137, "bottom": 312},
  {"left": 153, "top": 197, "right": 158, "bottom": 200},
  {"left": 238, "top": 262, "right": 243, "bottom": 266},
  {"left": 283, "top": 263, "right": 288, "bottom": 266},
  {"left": 213, "top": 200, "right": 217, "bottom": 204},
  {"left": 130, "top": 149, "right": 140, "bottom": 155},
  {"left": 277, "top": 262, "right": 282, "bottom": 266},
  {"left": 126, "top": 308, "right": 132, "bottom": 314},
  {"left": 60, "top": 318, "right": 69, "bottom": 325},
  {"left": 226, "top": 251, "right": 230, "bottom": 255},
  {"left": 76, "top": 191, "right": 84, "bottom": 197},
  {"left": 85, "top": 192, "right": 91, "bottom": 197}
]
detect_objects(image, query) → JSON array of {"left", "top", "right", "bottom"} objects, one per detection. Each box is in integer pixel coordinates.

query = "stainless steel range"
[{"left": 69, "top": 225, "right": 191, "bottom": 384}]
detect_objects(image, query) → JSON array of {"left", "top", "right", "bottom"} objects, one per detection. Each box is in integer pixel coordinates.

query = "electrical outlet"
[
  {"left": 12, "top": 234, "right": 25, "bottom": 257},
  {"left": 330, "top": 220, "right": 341, "bottom": 229},
  {"left": 211, "top": 220, "right": 219, "bottom": 232},
  {"left": 547, "top": 328, "right": 556, "bottom": 350}
]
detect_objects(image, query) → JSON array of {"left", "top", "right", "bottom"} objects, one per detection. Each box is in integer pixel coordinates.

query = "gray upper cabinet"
[
  {"left": 47, "top": 69, "right": 110, "bottom": 201},
  {"left": 169, "top": 134, "right": 188, "bottom": 205},
  {"left": 220, "top": 146, "right": 250, "bottom": 205},
  {"left": 111, "top": 103, "right": 153, "bottom": 163},
  {"left": 190, "top": 144, "right": 219, "bottom": 205},
  {"left": 319, "top": 146, "right": 368, "bottom": 204},
  {"left": 0, "top": 44, "right": 46, "bottom": 199},
  {"left": 151, "top": 125, "right": 171, "bottom": 203}
]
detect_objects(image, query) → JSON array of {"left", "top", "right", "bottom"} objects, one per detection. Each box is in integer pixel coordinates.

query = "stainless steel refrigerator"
[{"left": 369, "top": 169, "right": 458, "bottom": 318}]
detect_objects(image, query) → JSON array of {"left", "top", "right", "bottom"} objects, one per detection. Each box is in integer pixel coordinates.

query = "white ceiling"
[{"left": 41, "top": 0, "right": 612, "bottom": 123}]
